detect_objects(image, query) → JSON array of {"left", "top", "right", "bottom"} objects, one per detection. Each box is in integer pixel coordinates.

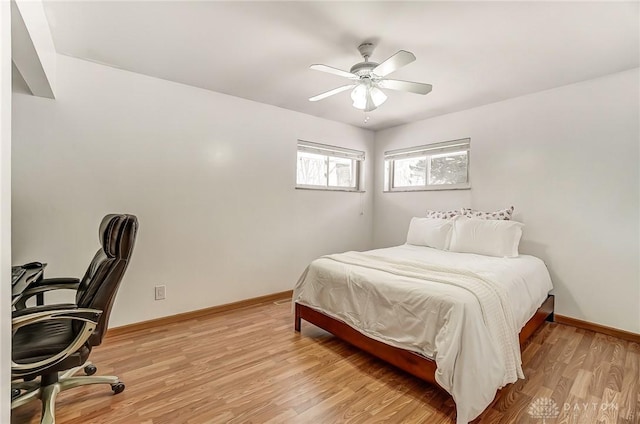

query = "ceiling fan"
[{"left": 309, "top": 42, "right": 432, "bottom": 112}]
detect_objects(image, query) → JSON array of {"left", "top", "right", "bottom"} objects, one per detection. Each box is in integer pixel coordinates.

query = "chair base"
[{"left": 11, "top": 362, "right": 125, "bottom": 424}]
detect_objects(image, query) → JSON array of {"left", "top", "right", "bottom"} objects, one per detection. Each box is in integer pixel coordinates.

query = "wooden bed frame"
[{"left": 294, "top": 294, "right": 554, "bottom": 388}]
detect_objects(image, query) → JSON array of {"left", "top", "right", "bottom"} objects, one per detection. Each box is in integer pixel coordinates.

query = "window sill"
[
  {"left": 385, "top": 184, "right": 471, "bottom": 193},
  {"left": 296, "top": 186, "right": 365, "bottom": 193}
]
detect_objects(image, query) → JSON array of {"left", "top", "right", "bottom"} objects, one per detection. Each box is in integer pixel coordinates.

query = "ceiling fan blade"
[
  {"left": 373, "top": 50, "right": 416, "bottom": 77},
  {"left": 310, "top": 64, "right": 358, "bottom": 79},
  {"left": 309, "top": 84, "right": 356, "bottom": 102},
  {"left": 379, "top": 79, "right": 432, "bottom": 95}
]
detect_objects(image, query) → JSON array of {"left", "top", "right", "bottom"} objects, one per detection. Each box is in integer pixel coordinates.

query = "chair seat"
[{"left": 13, "top": 320, "right": 90, "bottom": 365}]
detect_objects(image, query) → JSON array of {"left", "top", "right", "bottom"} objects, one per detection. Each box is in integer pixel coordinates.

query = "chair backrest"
[{"left": 75, "top": 214, "right": 138, "bottom": 346}]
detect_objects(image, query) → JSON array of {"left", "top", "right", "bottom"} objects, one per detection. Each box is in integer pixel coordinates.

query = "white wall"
[
  {"left": 12, "top": 54, "right": 374, "bottom": 327},
  {"left": 1, "top": 1, "right": 12, "bottom": 421},
  {"left": 373, "top": 68, "right": 640, "bottom": 333}
]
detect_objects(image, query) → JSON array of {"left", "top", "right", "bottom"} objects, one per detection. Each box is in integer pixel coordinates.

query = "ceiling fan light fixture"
[
  {"left": 351, "top": 80, "right": 387, "bottom": 111},
  {"left": 351, "top": 83, "right": 368, "bottom": 110},
  {"left": 369, "top": 85, "right": 387, "bottom": 107}
]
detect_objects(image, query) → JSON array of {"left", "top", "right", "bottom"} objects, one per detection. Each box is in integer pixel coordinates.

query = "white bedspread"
[{"left": 292, "top": 244, "right": 553, "bottom": 424}]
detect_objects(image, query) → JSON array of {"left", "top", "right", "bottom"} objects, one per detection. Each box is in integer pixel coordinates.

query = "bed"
[{"left": 292, "top": 244, "right": 554, "bottom": 424}]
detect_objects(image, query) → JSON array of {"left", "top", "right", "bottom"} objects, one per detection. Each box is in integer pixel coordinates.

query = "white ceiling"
[{"left": 42, "top": 1, "right": 639, "bottom": 131}]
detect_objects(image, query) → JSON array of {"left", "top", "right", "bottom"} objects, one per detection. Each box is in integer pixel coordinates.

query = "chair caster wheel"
[
  {"left": 11, "top": 388, "right": 21, "bottom": 399},
  {"left": 111, "top": 382, "right": 125, "bottom": 394},
  {"left": 84, "top": 364, "right": 97, "bottom": 375}
]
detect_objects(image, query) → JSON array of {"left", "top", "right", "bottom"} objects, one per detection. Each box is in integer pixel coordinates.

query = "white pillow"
[
  {"left": 449, "top": 217, "right": 523, "bottom": 257},
  {"left": 406, "top": 218, "right": 454, "bottom": 250}
]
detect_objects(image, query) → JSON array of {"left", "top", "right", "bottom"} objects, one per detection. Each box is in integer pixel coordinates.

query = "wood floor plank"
[
  {"left": 597, "top": 388, "right": 622, "bottom": 423},
  {"left": 11, "top": 301, "right": 640, "bottom": 424},
  {"left": 618, "top": 346, "right": 639, "bottom": 423}
]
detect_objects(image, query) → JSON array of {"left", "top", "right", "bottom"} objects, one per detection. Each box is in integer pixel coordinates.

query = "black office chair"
[{"left": 11, "top": 214, "right": 138, "bottom": 424}]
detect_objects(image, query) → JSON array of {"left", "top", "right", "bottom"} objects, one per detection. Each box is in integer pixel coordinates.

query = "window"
[
  {"left": 296, "top": 140, "right": 364, "bottom": 191},
  {"left": 384, "top": 138, "right": 470, "bottom": 191}
]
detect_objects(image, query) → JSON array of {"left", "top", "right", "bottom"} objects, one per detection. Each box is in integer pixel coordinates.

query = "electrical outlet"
[{"left": 154, "top": 285, "right": 166, "bottom": 300}]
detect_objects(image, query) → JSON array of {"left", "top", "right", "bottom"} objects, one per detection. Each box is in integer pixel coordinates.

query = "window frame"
[
  {"left": 296, "top": 140, "right": 365, "bottom": 192},
  {"left": 384, "top": 138, "right": 471, "bottom": 192}
]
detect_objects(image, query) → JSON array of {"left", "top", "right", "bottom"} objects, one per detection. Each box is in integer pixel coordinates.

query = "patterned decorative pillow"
[
  {"left": 461, "top": 206, "right": 514, "bottom": 220},
  {"left": 426, "top": 209, "right": 461, "bottom": 219}
]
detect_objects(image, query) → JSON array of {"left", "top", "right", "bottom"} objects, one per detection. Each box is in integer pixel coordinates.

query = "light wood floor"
[{"left": 11, "top": 298, "right": 639, "bottom": 424}]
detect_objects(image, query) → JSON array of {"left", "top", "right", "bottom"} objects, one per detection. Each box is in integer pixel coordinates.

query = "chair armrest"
[
  {"left": 13, "top": 278, "right": 80, "bottom": 310},
  {"left": 28, "top": 277, "right": 80, "bottom": 289},
  {"left": 11, "top": 305, "right": 103, "bottom": 377},
  {"left": 12, "top": 304, "right": 102, "bottom": 329},
  {"left": 12, "top": 303, "right": 79, "bottom": 320}
]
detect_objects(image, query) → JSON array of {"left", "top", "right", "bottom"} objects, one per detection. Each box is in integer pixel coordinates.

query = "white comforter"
[{"left": 292, "top": 244, "right": 553, "bottom": 424}]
